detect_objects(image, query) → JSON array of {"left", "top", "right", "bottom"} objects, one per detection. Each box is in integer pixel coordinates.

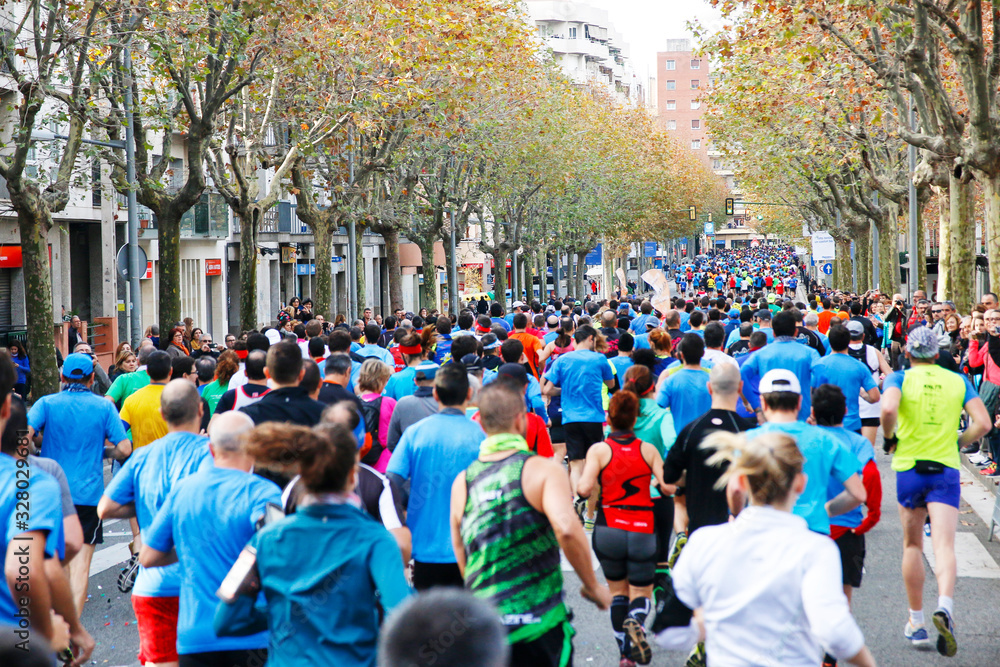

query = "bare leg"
[
  {"left": 926, "top": 502, "right": 958, "bottom": 600},
  {"left": 67, "top": 543, "right": 94, "bottom": 615},
  {"left": 899, "top": 504, "right": 928, "bottom": 612},
  {"left": 861, "top": 426, "right": 878, "bottom": 448},
  {"left": 673, "top": 494, "right": 689, "bottom": 535}
]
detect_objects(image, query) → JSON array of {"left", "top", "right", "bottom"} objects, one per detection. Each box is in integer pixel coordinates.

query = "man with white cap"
[
  {"left": 845, "top": 320, "right": 891, "bottom": 447},
  {"left": 747, "top": 369, "right": 866, "bottom": 537},
  {"left": 881, "top": 326, "right": 991, "bottom": 657}
]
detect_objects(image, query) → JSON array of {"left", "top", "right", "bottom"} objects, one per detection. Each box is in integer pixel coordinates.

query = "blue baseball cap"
[
  {"left": 729, "top": 308, "right": 740, "bottom": 318},
  {"left": 62, "top": 352, "right": 94, "bottom": 379},
  {"left": 414, "top": 360, "right": 440, "bottom": 381}
]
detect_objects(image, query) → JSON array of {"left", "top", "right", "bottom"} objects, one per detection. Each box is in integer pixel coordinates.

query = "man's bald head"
[
  {"left": 708, "top": 362, "right": 741, "bottom": 396},
  {"left": 601, "top": 310, "right": 617, "bottom": 327},
  {"left": 208, "top": 410, "right": 255, "bottom": 453},
  {"left": 160, "top": 379, "right": 201, "bottom": 426}
]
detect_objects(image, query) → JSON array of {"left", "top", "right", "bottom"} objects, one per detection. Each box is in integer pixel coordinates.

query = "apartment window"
[
  {"left": 691, "top": 59, "right": 702, "bottom": 69},
  {"left": 665, "top": 99, "right": 676, "bottom": 110},
  {"left": 712, "top": 159, "right": 722, "bottom": 170},
  {"left": 667, "top": 120, "right": 677, "bottom": 130},
  {"left": 568, "top": 27, "right": 577, "bottom": 39},
  {"left": 691, "top": 100, "right": 701, "bottom": 110},
  {"left": 691, "top": 119, "right": 700, "bottom": 129},
  {"left": 691, "top": 139, "right": 701, "bottom": 150},
  {"left": 666, "top": 80, "right": 676, "bottom": 90},
  {"left": 91, "top": 160, "right": 101, "bottom": 207},
  {"left": 691, "top": 79, "right": 700, "bottom": 89},
  {"left": 666, "top": 59, "right": 676, "bottom": 70}
]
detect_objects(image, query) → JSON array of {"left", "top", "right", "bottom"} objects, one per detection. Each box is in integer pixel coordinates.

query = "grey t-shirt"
[
  {"left": 386, "top": 389, "right": 439, "bottom": 452},
  {"left": 28, "top": 455, "right": 75, "bottom": 518}
]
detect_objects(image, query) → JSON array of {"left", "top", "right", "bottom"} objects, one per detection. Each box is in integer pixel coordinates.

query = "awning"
[{"left": 586, "top": 266, "right": 603, "bottom": 277}]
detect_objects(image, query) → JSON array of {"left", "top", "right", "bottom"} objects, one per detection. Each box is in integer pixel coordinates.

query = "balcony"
[
  {"left": 117, "top": 192, "right": 229, "bottom": 238},
  {"left": 232, "top": 201, "right": 308, "bottom": 235}
]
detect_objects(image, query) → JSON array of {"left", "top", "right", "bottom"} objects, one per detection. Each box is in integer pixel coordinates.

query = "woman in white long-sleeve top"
[{"left": 653, "top": 430, "right": 877, "bottom": 667}]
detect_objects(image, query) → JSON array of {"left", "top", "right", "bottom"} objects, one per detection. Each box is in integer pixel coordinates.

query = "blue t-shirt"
[
  {"left": 610, "top": 356, "right": 634, "bottom": 382},
  {"left": 656, "top": 368, "right": 712, "bottom": 433},
  {"left": 28, "top": 389, "right": 129, "bottom": 505},
  {"left": 544, "top": 350, "right": 614, "bottom": 423},
  {"left": 384, "top": 366, "right": 417, "bottom": 401},
  {"left": 491, "top": 317, "right": 512, "bottom": 332},
  {"left": 433, "top": 334, "right": 453, "bottom": 364},
  {"left": 630, "top": 314, "right": 657, "bottom": 334},
  {"left": 0, "top": 454, "right": 62, "bottom": 625},
  {"left": 355, "top": 344, "right": 394, "bottom": 368},
  {"left": 483, "top": 372, "right": 547, "bottom": 423},
  {"left": 104, "top": 431, "right": 212, "bottom": 597},
  {"left": 815, "top": 331, "right": 831, "bottom": 355},
  {"left": 753, "top": 421, "right": 859, "bottom": 534},
  {"left": 740, "top": 340, "right": 820, "bottom": 421},
  {"left": 543, "top": 331, "right": 559, "bottom": 345},
  {"left": 145, "top": 466, "right": 281, "bottom": 654},
  {"left": 386, "top": 409, "right": 484, "bottom": 563},
  {"left": 811, "top": 354, "right": 878, "bottom": 431},
  {"left": 678, "top": 311, "right": 691, "bottom": 332},
  {"left": 824, "top": 427, "right": 876, "bottom": 530}
]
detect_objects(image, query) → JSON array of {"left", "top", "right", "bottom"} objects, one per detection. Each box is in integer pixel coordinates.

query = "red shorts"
[{"left": 133, "top": 595, "right": 179, "bottom": 664}]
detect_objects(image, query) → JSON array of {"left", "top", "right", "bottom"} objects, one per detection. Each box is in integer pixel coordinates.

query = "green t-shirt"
[
  {"left": 885, "top": 364, "right": 978, "bottom": 472},
  {"left": 201, "top": 379, "right": 229, "bottom": 415},
  {"left": 106, "top": 369, "right": 150, "bottom": 407}
]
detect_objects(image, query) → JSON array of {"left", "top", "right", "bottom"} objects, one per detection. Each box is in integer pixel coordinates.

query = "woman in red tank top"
[{"left": 578, "top": 392, "right": 673, "bottom": 666}]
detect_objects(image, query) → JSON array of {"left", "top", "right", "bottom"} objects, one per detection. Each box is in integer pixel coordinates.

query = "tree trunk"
[
  {"left": 312, "top": 221, "right": 334, "bottom": 320},
  {"left": 915, "top": 196, "right": 927, "bottom": 294},
  {"left": 417, "top": 237, "right": 437, "bottom": 311},
  {"left": 553, "top": 251, "right": 562, "bottom": 297},
  {"left": 492, "top": 249, "right": 508, "bottom": 305},
  {"left": 355, "top": 227, "right": 367, "bottom": 314},
  {"left": 522, "top": 250, "right": 533, "bottom": 303},
  {"left": 856, "top": 227, "right": 870, "bottom": 293},
  {"left": 443, "top": 236, "right": 457, "bottom": 315},
  {"left": 17, "top": 208, "right": 59, "bottom": 397},
  {"left": 157, "top": 212, "right": 182, "bottom": 345},
  {"left": 950, "top": 173, "right": 976, "bottom": 312},
  {"left": 875, "top": 207, "right": 900, "bottom": 298},
  {"left": 238, "top": 208, "right": 259, "bottom": 331},
  {"left": 983, "top": 173, "right": 1000, "bottom": 293},
  {"left": 382, "top": 228, "right": 403, "bottom": 312},
  {"left": 833, "top": 237, "right": 852, "bottom": 288},
  {"left": 575, "top": 249, "right": 588, "bottom": 299},
  {"left": 933, "top": 186, "right": 952, "bottom": 302}
]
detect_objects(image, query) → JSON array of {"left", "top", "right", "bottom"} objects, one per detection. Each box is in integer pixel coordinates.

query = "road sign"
[
  {"left": 821, "top": 262, "right": 833, "bottom": 275},
  {"left": 812, "top": 231, "right": 836, "bottom": 260},
  {"left": 116, "top": 244, "right": 148, "bottom": 280},
  {"left": 704, "top": 222, "right": 714, "bottom": 235}
]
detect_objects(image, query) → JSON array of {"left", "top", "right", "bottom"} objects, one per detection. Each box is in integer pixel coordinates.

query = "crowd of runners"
[{"left": 1, "top": 243, "right": 995, "bottom": 667}]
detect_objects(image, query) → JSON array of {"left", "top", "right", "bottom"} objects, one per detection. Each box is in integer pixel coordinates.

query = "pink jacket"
[{"left": 968, "top": 338, "right": 1000, "bottom": 384}]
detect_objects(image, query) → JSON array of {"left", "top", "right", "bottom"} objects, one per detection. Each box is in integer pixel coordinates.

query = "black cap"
[
  {"left": 460, "top": 353, "right": 484, "bottom": 372},
  {"left": 497, "top": 363, "right": 528, "bottom": 386}
]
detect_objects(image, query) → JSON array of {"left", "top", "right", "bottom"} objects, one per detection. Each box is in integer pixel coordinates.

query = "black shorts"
[
  {"left": 510, "top": 621, "right": 574, "bottom": 667},
  {"left": 834, "top": 531, "right": 865, "bottom": 588},
  {"left": 860, "top": 417, "right": 880, "bottom": 428},
  {"left": 179, "top": 650, "right": 267, "bottom": 667},
  {"left": 412, "top": 561, "right": 464, "bottom": 591},
  {"left": 75, "top": 504, "right": 103, "bottom": 546},
  {"left": 592, "top": 524, "right": 657, "bottom": 587},
  {"left": 564, "top": 422, "right": 604, "bottom": 461},
  {"left": 549, "top": 412, "right": 565, "bottom": 445}
]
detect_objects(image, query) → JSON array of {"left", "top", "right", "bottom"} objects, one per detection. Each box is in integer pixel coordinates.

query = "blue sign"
[
  {"left": 653, "top": 258, "right": 664, "bottom": 269},
  {"left": 331, "top": 256, "right": 343, "bottom": 264},
  {"left": 585, "top": 243, "right": 602, "bottom": 265},
  {"left": 821, "top": 262, "right": 833, "bottom": 275},
  {"left": 296, "top": 263, "right": 316, "bottom": 275},
  {"left": 704, "top": 222, "right": 715, "bottom": 235},
  {"left": 644, "top": 241, "right": 658, "bottom": 256}
]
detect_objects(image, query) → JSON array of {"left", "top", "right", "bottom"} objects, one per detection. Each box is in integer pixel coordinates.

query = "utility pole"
[
  {"left": 124, "top": 46, "right": 141, "bottom": 347},
  {"left": 347, "top": 127, "right": 357, "bottom": 320},
  {"left": 450, "top": 207, "right": 458, "bottom": 314},
  {"left": 871, "top": 191, "right": 880, "bottom": 289},
  {"left": 907, "top": 98, "right": 919, "bottom": 299}
]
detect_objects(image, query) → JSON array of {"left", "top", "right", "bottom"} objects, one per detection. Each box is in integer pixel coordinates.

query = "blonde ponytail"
[{"left": 702, "top": 431, "right": 803, "bottom": 506}]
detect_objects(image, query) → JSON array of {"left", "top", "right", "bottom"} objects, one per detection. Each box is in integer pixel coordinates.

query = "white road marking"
[
  {"left": 89, "top": 542, "right": 131, "bottom": 577},
  {"left": 959, "top": 468, "right": 996, "bottom": 528},
  {"left": 923, "top": 533, "right": 1000, "bottom": 579}
]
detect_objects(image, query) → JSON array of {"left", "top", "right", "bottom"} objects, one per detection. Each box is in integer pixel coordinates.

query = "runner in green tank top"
[{"left": 451, "top": 379, "right": 611, "bottom": 667}]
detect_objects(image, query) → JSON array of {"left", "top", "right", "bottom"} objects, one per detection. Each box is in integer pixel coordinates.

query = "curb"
[{"left": 962, "top": 452, "right": 999, "bottom": 497}]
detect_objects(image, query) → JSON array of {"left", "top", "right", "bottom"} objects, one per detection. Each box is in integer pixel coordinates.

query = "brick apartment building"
[{"left": 656, "top": 39, "right": 714, "bottom": 172}]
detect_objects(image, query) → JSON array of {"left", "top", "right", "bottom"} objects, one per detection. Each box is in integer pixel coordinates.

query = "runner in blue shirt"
[
  {"left": 141, "top": 411, "right": 282, "bottom": 666},
  {"left": 811, "top": 325, "right": 880, "bottom": 432},
  {"left": 99, "top": 380, "right": 212, "bottom": 667},
  {"left": 657, "top": 334, "right": 712, "bottom": 433},
  {"left": 387, "top": 364, "right": 484, "bottom": 589},
  {"left": 740, "top": 311, "right": 818, "bottom": 420},
  {"left": 751, "top": 369, "right": 866, "bottom": 535}
]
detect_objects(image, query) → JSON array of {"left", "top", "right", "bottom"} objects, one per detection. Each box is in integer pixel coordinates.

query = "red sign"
[
  {"left": 142, "top": 261, "right": 152, "bottom": 280},
  {"left": 0, "top": 246, "right": 22, "bottom": 268},
  {"left": 205, "top": 259, "right": 222, "bottom": 276}
]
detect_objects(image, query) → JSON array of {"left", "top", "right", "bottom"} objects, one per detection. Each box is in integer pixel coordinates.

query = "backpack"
[
  {"left": 358, "top": 397, "right": 384, "bottom": 466},
  {"left": 847, "top": 344, "right": 879, "bottom": 373}
]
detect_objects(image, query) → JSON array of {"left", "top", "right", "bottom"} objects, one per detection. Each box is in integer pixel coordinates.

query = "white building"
[{"left": 526, "top": 0, "right": 646, "bottom": 105}]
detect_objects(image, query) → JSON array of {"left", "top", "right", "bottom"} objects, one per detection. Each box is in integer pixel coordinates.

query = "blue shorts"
[{"left": 896, "top": 467, "right": 961, "bottom": 509}]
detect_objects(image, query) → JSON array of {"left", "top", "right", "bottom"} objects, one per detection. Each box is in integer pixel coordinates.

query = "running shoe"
[
  {"left": 623, "top": 617, "right": 652, "bottom": 665},
  {"left": 583, "top": 517, "right": 595, "bottom": 533},
  {"left": 821, "top": 655, "right": 837, "bottom": 667},
  {"left": 667, "top": 532, "right": 688, "bottom": 570},
  {"left": 684, "top": 642, "right": 706, "bottom": 667},
  {"left": 117, "top": 552, "right": 139, "bottom": 594},
  {"left": 903, "top": 621, "right": 931, "bottom": 647},
  {"left": 574, "top": 497, "right": 587, "bottom": 524},
  {"left": 618, "top": 659, "right": 637, "bottom": 667},
  {"left": 923, "top": 521, "right": 932, "bottom": 537},
  {"left": 968, "top": 453, "right": 989, "bottom": 465},
  {"left": 980, "top": 463, "right": 997, "bottom": 476},
  {"left": 652, "top": 570, "right": 673, "bottom": 617},
  {"left": 932, "top": 608, "right": 957, "bottom": 657},
  {"left": 961, "top": 443, "right": 980, "bottom": 454}
]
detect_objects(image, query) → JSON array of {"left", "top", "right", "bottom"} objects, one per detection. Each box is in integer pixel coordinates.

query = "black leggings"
[
  {"left": 592, "top": 524, "right": 657, "bottom": 586},
  {"left": 652, "top": 495, "right": 675, "bottom": 564}
]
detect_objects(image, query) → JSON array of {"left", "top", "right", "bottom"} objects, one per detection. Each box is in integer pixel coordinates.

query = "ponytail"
[
  {"left": 243, "top": 422, "right": 358, "bottom": 494},
  {"left": 702, "top": 431, "right": 803, "bottom": 506},
  {"left": 622, "top": 364, "right": 655, "bottom": 397}
]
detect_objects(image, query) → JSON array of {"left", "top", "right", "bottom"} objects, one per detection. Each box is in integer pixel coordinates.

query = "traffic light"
[
  {"left": 725, "top": 198, "right": 734, "bottom": 216},
  {"left": 688, "top": 205, "right": 697, "bottom": 221}
]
